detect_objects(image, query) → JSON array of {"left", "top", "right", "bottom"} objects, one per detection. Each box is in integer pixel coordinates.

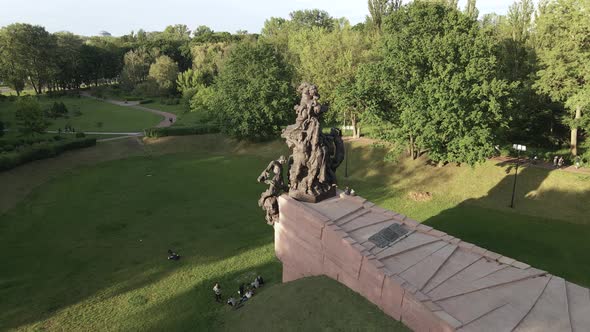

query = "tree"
[
  {"left": 0, "top": 29, "right": 26, "bottom": 95},
  {"left": 15, "top": 97, "right": 48, "bottom": 136},
  {"left": 149, "top": 55, "right": 179, "bottom": 93},
  {"left": 374, "top": 2, "right": 513, "bottom": 165},
  {"left": 120, "top": 48, "right": 153, "bottom": 90},
  {"left": 0, "top": 23, "right": 57, "bottom": 94},
  {"left": 54, "top": 32, "right": 84, "bottom": 90},
  {"left": 464, "top": 0, "right": 479, "bottom": 20},
  {"left": 212, "top": 42, "right": 296, "bottom": 140},
  {"left": 289, "top": 9, "right": 335, "bottom": 31},
  {"left": 535, "top": 0, "right": 590, "bottom": 156},
  {"left": 367, "top": 0, "right": 401, "bottom": 31},
  {"left": 288, "top": 23, "right": 370, "bottom": 122}
]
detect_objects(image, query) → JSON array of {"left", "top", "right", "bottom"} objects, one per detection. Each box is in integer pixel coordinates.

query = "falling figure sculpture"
[
  {"left": 257, "top": 156, "right": 287, "bottom": 225},
  {"left": 282, "top": 83, "right": 344, "bottom": 203},
  {"left": 257, "top": 83, "right": 344, "bottom": 224}
]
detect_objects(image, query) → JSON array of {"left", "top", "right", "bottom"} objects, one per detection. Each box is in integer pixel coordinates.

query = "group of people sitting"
[
  {"left": 167, "top": 249, "right": 181, "bottom": 261},
  {"left": 213, "top": 276, "right": 265, "bottom": 308}
]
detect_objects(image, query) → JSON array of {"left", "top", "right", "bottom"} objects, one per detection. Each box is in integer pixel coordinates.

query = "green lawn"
[
  {"left": 1, "top": 135, "right": 589, "bottom": 331},
  {"left": 0, "top": 142, "right": 405, "bottom": 331},
  {"left": 0, "top": 96, "right": 162, "bottom": 133},
  {"left": 340, "top": 139, "right": 590, "bottom": 286}
]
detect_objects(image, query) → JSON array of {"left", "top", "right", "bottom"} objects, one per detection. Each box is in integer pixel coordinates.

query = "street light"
[{"left": 510, "top": 144, "right": 526, "bottom": 208}]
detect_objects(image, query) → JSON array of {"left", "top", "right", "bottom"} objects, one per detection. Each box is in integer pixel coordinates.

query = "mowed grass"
[
  {"left": 0, "top": 142, "right": 405, "bottom": 331},
  {"left": 339, "top": 139, "right": 590, "bottom": 286},
  {"left": 220, "top": 276, "right": 409, "bottom": 332},
  {"left": 0, "top": 96, "right": 162, "bottom": 133},
  {"left": 2, "top": 134, "right": 590, "bottom": 331}
]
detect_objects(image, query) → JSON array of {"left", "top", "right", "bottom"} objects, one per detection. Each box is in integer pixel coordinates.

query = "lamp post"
[{"left": 510, "top": 144, "right": 526, "bottom": 208}]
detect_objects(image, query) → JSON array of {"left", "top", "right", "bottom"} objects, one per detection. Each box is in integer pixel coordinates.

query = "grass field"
[
  {"left": 0, "top": 96, "right": 162, "bottom": 133},
  {"left": 1, "top": 135, "right": 589, "bottom": 331}
]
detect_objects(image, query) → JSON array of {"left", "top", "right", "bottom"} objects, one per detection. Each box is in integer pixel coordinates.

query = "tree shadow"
[
  {"left": 423, "top": 165, "right": 590, "bottom": 287},
  {"left": 0, "top": 153, "right": 277, "bottom": 330}
]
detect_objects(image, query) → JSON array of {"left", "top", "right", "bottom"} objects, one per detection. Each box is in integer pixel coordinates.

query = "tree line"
[{"left": 1, "top": 0, "right": 588, "bottom": 165}]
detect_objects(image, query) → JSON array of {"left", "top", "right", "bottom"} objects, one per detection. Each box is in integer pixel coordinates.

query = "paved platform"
[{"left": 275, "top": 194, "right": 590, "bottom": 332}]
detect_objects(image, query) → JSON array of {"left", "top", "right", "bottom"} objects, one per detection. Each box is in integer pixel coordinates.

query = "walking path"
[
  {"left": 491, "top": 156, "right": 590, "bottom": 175},
  {"left": 80, "top": 92, "right": 177, "bottom": 128}
]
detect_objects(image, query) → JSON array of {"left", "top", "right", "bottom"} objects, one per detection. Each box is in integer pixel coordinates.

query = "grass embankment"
[
  {"left": 1, "top": 135, "right": 589, "bottom": 331},
  {"left": 0, "top": 96, "right": 162, "bottom": 132},
  {"left": 0, "top": 136, "right": 406, "bottom": 331},
  {"left": 340, "top": 139, "right": 590, "bottom": 286}
]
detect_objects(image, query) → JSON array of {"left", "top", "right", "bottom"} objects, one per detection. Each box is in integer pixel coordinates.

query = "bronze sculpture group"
[{"left": 258, "top": 83, "right": 344, "bottom": 225}]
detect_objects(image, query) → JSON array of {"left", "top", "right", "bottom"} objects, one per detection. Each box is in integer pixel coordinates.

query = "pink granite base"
[{"left": 274, "top": 194, "right": 590, "bottom": 332}]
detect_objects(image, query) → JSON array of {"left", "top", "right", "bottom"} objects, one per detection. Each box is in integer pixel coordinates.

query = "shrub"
[
  {"left": 143, "top": 124, "right": 219, "bottom": 138},
  {"left": 75, "top": 132, "right": 86, "bottom": 138},
  {"left": 139, "top": 99, "right": 153, "bottom": 104},
  {"left": 0, "top": 137, "right": 96, "bottom": 171}
]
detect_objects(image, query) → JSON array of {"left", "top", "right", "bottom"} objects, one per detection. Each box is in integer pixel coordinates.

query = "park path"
[
  {"left": 491, "top": 156, "right": 590, "bottom": 175},
  {"left": 80, "top": 92, "right": 177, "bottom": 128}
]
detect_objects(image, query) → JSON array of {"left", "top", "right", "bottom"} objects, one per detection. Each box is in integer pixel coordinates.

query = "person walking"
[
  {"left": 558, "top": 156, "right": 564, "bottom": 168},
  {"left": 553, "top": 156, "right": 559, "bottom": 168},
  {"left": 213, "top": 282, "right": 222, "bottom": 302}
]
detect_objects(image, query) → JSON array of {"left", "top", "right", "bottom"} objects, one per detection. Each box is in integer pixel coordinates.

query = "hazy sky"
[{"left": 1, "top": 0, "right": 518, "bottom": 36}]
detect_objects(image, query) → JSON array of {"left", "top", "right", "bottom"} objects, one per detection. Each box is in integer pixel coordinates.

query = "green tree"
[
  {"left": 120, "top": 48, "right": 153, "bottom": 90},
  {"left": 535, "top": 0, "right": 590, "bottom": 156},
  {"left": 0, "top": 29, "right": 27, "bottom": 95},
  {"left": 212, "top": 42, "right": 296, "bottom": 140},
  {"left": 0, "top": 23, "right": 57, "bottom": 94},
  {"left": 148, "top": 55, "right": 179, "bottom": 93},
  {"left": 464, "top": 0, "right": 479, "bottom": 20},
  {"left": 288, "top": 23, "right": 370, "bottom": 122},
  {"left": 367, "top": 0, "right": 401, "bottom": 31},
  {"left": 375, "top": 2, "right": 513, "bottom": 165},
  {"left": 15, "top": 97, "right": 48, "bottom": 136},
  {"left": 289, "top": 9, "right": 335, "bottom": 31}
]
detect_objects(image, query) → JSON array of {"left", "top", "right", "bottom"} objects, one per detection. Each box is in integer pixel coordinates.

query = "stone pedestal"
[{"left": 274, "top": 194, "right": 590, "bottom": 332}]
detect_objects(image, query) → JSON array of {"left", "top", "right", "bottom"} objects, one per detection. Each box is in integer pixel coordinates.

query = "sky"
[{"left": 0, "top": 0, "right": 518, "bottom": 36}]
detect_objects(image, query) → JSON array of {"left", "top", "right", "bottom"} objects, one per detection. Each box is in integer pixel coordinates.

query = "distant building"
[{"left": 98, "top": 31, "right": 112, "bottom": 37}]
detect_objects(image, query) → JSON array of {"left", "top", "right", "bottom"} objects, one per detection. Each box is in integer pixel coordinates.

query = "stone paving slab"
[{"left": 275, "top": 194, "right": 590, "bottom": 332}]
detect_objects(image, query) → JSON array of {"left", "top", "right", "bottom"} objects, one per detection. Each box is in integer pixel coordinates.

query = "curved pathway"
[{"left": 80, "top": 92, "right": 177, "bottom": 128}]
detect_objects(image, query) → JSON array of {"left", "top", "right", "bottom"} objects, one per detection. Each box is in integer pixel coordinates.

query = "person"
[
  {"left": 256, "top": 275, "right": 264, "bottom": 286},
  {"left": 227, "top": 297, "right": 237, "bottom": 307},
  {"left": 245, "top": 289, "right": 254, "bottom": 299},
  {"left": 213, "top": 283, "right": 222, "bottom": 302},
  {"left": 251, "top": 278, "right": 259, "bottom": 289},
  {"left": 575, "top": 156, "right": 581, "bottom": 169},
  {"left": 169, "top": 117, "right": 173, "bottom": 123},
  {"left": 553, "top": 156, "right": 559, "bottom": 168},
  {"left": 167, "top": 249, "right": 180, "bottom": 261},
  {"left": 238, "top": 284, "right": 245, "bottom": 297},
  {"left": 558, "top": 156, "right": 564, "bottom": 168}
]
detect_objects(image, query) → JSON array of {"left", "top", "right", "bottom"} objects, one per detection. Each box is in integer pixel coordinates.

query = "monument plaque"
[{"left": 368, "top": 224, "right": 409, "bottom": 248}]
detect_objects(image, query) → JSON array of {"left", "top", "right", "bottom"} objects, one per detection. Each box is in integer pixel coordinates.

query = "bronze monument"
[{"left": 258, "top": 83, "right": 344, "bottom": 221}]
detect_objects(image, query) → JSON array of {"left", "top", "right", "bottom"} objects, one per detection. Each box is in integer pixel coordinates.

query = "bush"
[
  {"left": 139, "top": 99, "right": 153, "bottom": 104},
  {"left": 143, "top": 124, "right": 219, "bottom": 138},
  {"left": 0, "top": 137, "right": 96, "bottom": 171},
  {"left": 0, "top": 121, "right": 4, "bottom": 137},
  {"left": 75, "top": 132, "right": 86, "bottom": 138}
]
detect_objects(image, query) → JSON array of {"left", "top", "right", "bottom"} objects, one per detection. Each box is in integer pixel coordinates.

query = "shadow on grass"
[
  {"left": 0, "top": 153, "right": 278, "bottom": 330},
  {"left": 424, "top": 166, "right": 590, "bottom": 287}
]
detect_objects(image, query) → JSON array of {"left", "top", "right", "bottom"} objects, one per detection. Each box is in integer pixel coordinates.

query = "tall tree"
[
  {"left": 374, "top": 2, "right": 514, "bottom": 165},
  {"left": 213, "top": 42, "right": 296, "bottom": 140},
  {"left": 15, "top": 97, "right": 48, "bottom": 136},
  {"left": 535, "top": 0, "right": 590, "bottom": 156},
  {"left": 368, "top": 0, "right": 402, "bottom": 31},
  {"left": 148, "top": 55, "right": 179, "bottom": 93},
  {"left": 0, "top": 24, "right": 57, "bottom": 94},
  {"left": 464, "top": 0, "right": 479, "bottom": 20},
  {"left": 289, "top": 9, "right": 335, "bottom": 31},
  {"left": 120, "top": 48, "right": 153, "bottom": 90}
]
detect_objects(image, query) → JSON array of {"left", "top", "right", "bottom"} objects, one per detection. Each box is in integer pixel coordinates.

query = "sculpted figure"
[
  {"left": 257, "top": 156, "right": 287, "bottom": 225},
  {"left": 280, "top": 83, "right": 345, "bottom": 203}
]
